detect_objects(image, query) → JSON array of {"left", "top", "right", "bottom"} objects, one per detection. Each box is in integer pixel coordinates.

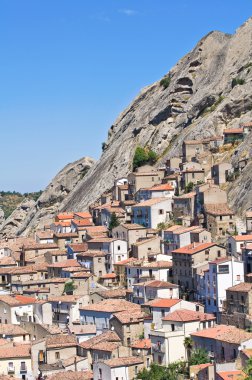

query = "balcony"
[
  {"left": 53, "top": 308, "right": 69, "bottom": 314},
  {"left": 20, "top": 364, "right": 27, "bottom": 373},
  {"left": 8, "top": 366, "right": 15, "bottom": 374}
]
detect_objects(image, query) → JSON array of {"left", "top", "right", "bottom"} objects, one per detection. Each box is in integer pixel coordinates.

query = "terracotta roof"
[
  {"left": 68, "top": 324, "right": 96, "bottom": 335},
  {"left": 47, "top": 371, "right": 93, "bottom": 380},
  {"left": 0, "top": 344, "right": 31, "bottom": 358},
  {"left": 83, "top": 226, "right": 108, "bottom": 233},
  {"left": 129, "top": 260, "right": 172, "bottom": 269},
  {"left": 74, "top": 212, "right": 92, "bottom": 219},
  {"left": 48, "top": 259, "right": 80, "bottom": 268},
  {"left": 56, "top": 213, "right": 74, "bottom": 220},
  {"left": 103, "top": 356, "right": 144, "bottom": 368},
  {"left": 232, "top": 234, "right": 252, "bottom": 242},
  {"left": 0, "top": 295, "right": 37, "bottom": 306},
  {"left": 35, "top": 231, "right": 54, "bottom": 239},
  {"left": 23, "top": 243, "right": 58, "bottom": 250},
  {"left": 223, "top": 128, "right": 244, "bottom": 134},
  {"left": 114, "top": 258, "right": 138, "bottom": 266},
  {"left": 144, "top": 298, "right": 181, "bottom": 308},
  {"left": 0, "top": 257, "right": 16, "bottom": 266},
  {"left": 87, "top": 237, "right": 116, "bottom": 243},
  {"left": 217, "top": 370, "right": 246, "bottom": 380},
  {"left": 172, "top": 242, "right": 216, "bottom": 255},
  {"left": 164, "top": 225, "right": 182, "bottom": 232},
  {"left": 209, "top": 257, "right": 231, "bottom": 265},
  {"left": 54, "top": 233, "right": 79, "bottom": 238},
  {"left": 131, "top": 338, "right": 151, "bottom": 349},
  {"left": 132, "top": 197, "right": 168, "bottom": 207},
  {"left": 174, "top": 191, "right": 196, "bottom": 199},
  {"left": 79, "top": 299, "right": 140, "bottom": 313},
  {"left": 227, "top": 282, "right": 252, "bottom": 292},
  {"left": 100, "top": 273, "right": 116, "bottom": 279},
  {"left": 71, "top": 220, "right": 93, "bottom": 227},
  {"left": 48, "top": 295, "right": 80, "bottom": 303},
  {"left": 92, "top": 341, "right": 120, "bottom": 352},
  {"left": 204, "top": 203, "right": 234, "bottom": 216},
  {"left": 46, "top": 335, "right": 77, "bottom": 348},
  {"left": 147, "top": 184, "right": 174, "bottom": 191},
  {"left": 52, "top": 221, "right": 72, "bottom": 227},
  {"left": 80, "top": 330, "right": 121, "bottom": 350},
  {"left": 76, "top": 250, "right": 106, "bottom": 258},
  {"left": 191, "top": 325, "right": 252, "bottom": 344},
  {"left": 113, "top": 310, "right": 144, "bottom": 324},
  {"left": 133, "top": 280, "right": 178, "bottom": 288},
  {"left": 47, "top": 250, "right": 67, "bottom": 256},
  {"left": 119, "top": 223, "right": 146, "bottom": 230},
  {"left": 95, "top": 289, "right": 127, "bottom": 299},
  {"left": 62, "top": 267, "right": 88, "bottom": 273},
  {"left": 0, "top": 324, "right": 29, "bottom": 335},
  {"left": 133, "top": 237, "right": 159, "bottom": 246},
  {"left": 67, "top": 243, "right": 88, "bottom": 252},
  {"left": 173, "top": 226, "right": 200, "bottom": 235},
  {"left": 71, "top": 272, "right": 92, "bottom": 278},
  {"left": 162, "top": 309, "right": 215, "bottom": 322}
]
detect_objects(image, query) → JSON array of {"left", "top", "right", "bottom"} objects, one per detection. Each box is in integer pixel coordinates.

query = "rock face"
[
  {"left": 0, "top": 156, "right": 95, "bottom": 237},
  {"left": 3, "top": 18, "right": 252, "bottom": 236},
  {"left": 60, "top": 18, "right": 252, "bottom": 212}
]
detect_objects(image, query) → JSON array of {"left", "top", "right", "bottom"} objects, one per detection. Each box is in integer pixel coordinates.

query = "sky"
[{"left": 0, "top": 1, "right": 251, "bottom": 192}]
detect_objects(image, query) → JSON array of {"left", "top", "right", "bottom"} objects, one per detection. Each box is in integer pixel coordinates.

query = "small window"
[
  {"left": 135, "top": 366, "right": 138, "bottom": 375},
  {"left": 117, "top": 246, "right": 121, "bottom": 251},
  {"left": 159, "top": 209, "right": 164, "bottom": 215},
  {"left": 55, "top": 352, "right": 60, "bottom": 360}
]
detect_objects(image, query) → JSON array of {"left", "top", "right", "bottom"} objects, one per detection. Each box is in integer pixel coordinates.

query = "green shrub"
[
  {"left": 133, "top": 146, "right": 158, "bottom": 170},
  {"left": 109, "top": 212, "right": 120, "bottom": 230},
  {"left": 232, "top": 77, "right": 245, "bottom": 88},
  {"left": 160, "top": 76, "right": 171, "bottom": 89},
  {"left": 185, "top": 182, "right": 194, "bottom": 193}
]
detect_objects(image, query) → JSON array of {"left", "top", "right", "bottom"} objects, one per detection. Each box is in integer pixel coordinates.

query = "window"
[
  {"left": 237, "top": 275, "right": 241, "bottom": 281},
  {"left": 158, "top": 355, "right": 162, "bottom": 364},
  {"left": 171, "top": 324, "right": 175, "bottom": 332},
  {"left": 135, "top": 366, "right": 138, "bottom": 375},
  {"left": 220, "top": 216, "right": 223, "bottom": 221},
  {"left": 20, "top": 362, "right": 26, "bottom": 371},
  {"left": 147, "top": 358, "right": 150, "bottom": 368},
  {"left": 118, "top": 256, "right": 121, "bottom": 262},
  {"left": 159, "top": 209, "right": 164, "bottom": 215},
  {"left": 217, "top": 250, "right": 221, "bottom": 257},
  {"left": 117, "top": 246, "right": 121, "bottom": 251},
  {"left": 219, "top": 265, "right": 229, "bottom": 274},
  {"left": 55, "top": 352, "right": 60, "bottom": 360},
  {"left": 98, "top": 258, "right": 101, "bottom": 263},
  {"left": 127, "top": 337, "right": 131, "bottom": 346}
]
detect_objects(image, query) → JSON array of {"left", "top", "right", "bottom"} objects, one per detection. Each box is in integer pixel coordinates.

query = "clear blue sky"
[{"left": 0, "top": 0, "right": 251, "bottom": 192}]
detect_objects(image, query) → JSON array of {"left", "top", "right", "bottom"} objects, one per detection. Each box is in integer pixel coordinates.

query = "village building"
[
  {"left": 173, "top": 192, "right": 196, "bottom": 225},
  {"left": 127, "top": 166, "right": 165, "bottom": 199},
  {"left": 204, "top": 203, "right": 235, "bottom": 238},
  {"left": 191, "top": 325, "right": 252, "bottom": 363},
  {"left": 149, "top": 309, "right": 215, "bottom": 366},
  {"left": 93, "top": 356, "right": 145, "bottom": 380},
  {"left": 131, "top": 280, "right": 179, "bottom": 305},
  {"left": 221, "top": 282, "right": 252, "bottom": 329},
  {"left": 211, "top": 162, "right": 233, "bottom": 185},
  {"left": 131, "top": 236, "right": 161, "bottom": 260},
  {"left": 172, "top": 242, "right": 226, "bottom": 299},
  {"left": 135, "top": 183, "right": 175, "bottom": 203},
  {"left": 132, "top": 198, "right": 173, "bottom": 228},
  {"left": 223, "top": 128, "right": 244, "bottom": 144},
  {"left": 196, "top": 257, "right": 244, "bottom": 319},
  {"left": 112, "top": 223, "right": 147, "bottom": 249}
]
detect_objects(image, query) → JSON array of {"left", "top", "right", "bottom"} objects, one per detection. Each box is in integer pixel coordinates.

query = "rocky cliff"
[
  {"left": 0, "top": 156, "right": 95, "bottom": 237},
  {"left": 3, "top": 17, "right": 252, "bottom": 236}
]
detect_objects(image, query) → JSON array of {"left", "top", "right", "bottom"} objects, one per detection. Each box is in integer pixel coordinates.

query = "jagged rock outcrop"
[
  {"left": 60, "top": 19, "right": 252, "bottom": 212},
  {"left": 3, "top": 17, "right": 252, "bottom": 236},
  {"left": 0, "top": 156, "right": 95, "bottom": 237}
]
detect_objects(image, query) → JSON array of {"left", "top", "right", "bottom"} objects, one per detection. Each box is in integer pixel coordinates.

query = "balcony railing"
[
  {"left": 8, "top": 367, "right": 15, "bottom": 374},
  {"left": 20, "top": 365, "right": 27, "bottom": 373}
]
